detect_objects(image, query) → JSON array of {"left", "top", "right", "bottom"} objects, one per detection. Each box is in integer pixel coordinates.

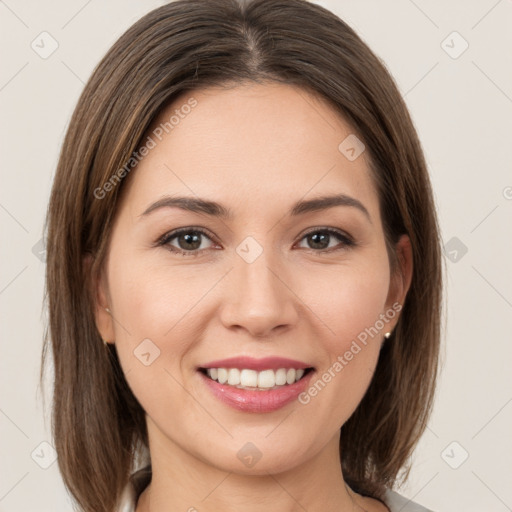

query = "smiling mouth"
[{"left": 198, "top": 367, "right": 315, "bottom": 391}]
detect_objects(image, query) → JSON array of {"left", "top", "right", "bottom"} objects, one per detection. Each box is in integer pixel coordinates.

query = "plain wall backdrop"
[{"left": 1, "top": 0, "right": 511, "bottom": 511}]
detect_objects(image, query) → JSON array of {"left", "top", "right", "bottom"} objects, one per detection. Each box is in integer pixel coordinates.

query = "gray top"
[{"left": 118, "top": 466, "right": 434, "bottom": 512}]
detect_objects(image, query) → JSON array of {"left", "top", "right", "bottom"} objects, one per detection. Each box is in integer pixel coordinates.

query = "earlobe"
[{"left": 83, "top": 254, "right": 115, "bottom": 344}]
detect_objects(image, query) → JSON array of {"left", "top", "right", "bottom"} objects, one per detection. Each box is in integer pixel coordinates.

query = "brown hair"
[{"left": 41, "top": 0, "right": 444, "bottom": 510}]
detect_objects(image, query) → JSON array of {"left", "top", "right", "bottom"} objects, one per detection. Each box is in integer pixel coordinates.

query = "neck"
[{"left": 134, "top": 421, "right": 384, "bottom": 512}]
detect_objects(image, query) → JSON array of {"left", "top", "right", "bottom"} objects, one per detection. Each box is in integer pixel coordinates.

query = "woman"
[{"left": 41, "top": 1, "right": 443, "bottom": 511}]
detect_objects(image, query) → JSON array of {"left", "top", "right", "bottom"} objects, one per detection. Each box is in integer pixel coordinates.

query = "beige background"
[{"left": 1, "top": 0, "right": 511, "bottom": 510}]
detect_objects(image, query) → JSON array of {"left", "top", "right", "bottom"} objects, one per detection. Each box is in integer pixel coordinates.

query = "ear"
[
  {"left": 83, "top": 253, "right": 115, "bottom": 344},
  {"left": 384, "top": 234, "right": 413, "bottom": 331}
]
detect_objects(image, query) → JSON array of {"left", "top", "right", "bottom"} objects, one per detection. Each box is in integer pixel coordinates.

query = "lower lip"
[{"left": 198, "top": 370, "right": 315, "bottom": 413}]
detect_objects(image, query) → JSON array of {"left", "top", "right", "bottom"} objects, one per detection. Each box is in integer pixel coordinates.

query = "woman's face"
[{"left": 95, "top": 82, "right": 411, "bottom": 475}]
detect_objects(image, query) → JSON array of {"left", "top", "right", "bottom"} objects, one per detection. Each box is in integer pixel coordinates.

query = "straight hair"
[{"left": 41, "top": 1, "right": 444, "bottom": 510}]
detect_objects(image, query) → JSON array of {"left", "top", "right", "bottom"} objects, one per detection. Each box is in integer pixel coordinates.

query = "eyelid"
[
  {"left": 156, "top": 225, "right": 355, "bottom": 256},
  {"left": 298, "top": 226, "right": 354, "bottom": 243},
  {"left": 294, "top": 227, "right": 355, "bottom": 253},
  {"left": 155, "top": 226, "right": 218, "bottom": 251}
]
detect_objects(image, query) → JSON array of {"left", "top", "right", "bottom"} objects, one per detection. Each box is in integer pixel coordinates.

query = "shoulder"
[
  {"left": 117, "top": 465, "right": 152, "bottom": 512},
  {"left": 382, "top": 489, "right": 436, "bottom": 512}
]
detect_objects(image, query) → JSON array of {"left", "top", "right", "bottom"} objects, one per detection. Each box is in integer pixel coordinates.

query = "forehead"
[{"left": 118, "top": 82, "right": 379, "bottom": 221}]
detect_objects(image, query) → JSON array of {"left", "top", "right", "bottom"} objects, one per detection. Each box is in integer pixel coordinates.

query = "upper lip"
[{"left": 199, "top": 356, "right": 314, "bottom": 371}]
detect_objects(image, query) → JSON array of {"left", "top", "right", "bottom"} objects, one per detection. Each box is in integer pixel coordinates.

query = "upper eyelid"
[
  {"left": 157, "top": 226, "right": 216, "bottom": 244},
  {"left": 159, "top": 226, "right": 353, "bottom": 250},
  {"left": 300, "top": 226, "right": 352, "bottom": 239}
]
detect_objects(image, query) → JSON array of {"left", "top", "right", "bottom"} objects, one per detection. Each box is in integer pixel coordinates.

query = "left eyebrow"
[
  {"left": 289, "top": 193, "right": 372, "bottom": 224},
  {"left": 138, "top": 193, "right": 372, "bottom": 224}
]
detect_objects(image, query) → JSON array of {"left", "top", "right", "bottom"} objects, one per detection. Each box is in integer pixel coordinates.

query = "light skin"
[{"left": 93, "top": 82, "right": 412, "bottom": 512}]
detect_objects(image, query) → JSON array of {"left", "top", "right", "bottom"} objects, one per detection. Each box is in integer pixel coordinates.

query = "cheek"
[
  {"left": 108, "top": 254, "right": 205, "bottom": 340},
  {"left": 311, "top": 346, "right": 381, "bottom": 431},
  {"left": 297, "top": 258, "right": 389, "bottom": 421},
  {"left": 106, "top": 254, "right": 222, "bottom": 397},
  {"left": 108, "top": 236, "right": 390, "bottom": 405},
  {"left": 109, "top": 244, "right": 390, "bottom": 361},
  {"left": 305, "top": 255, "right": 390, "bottom": 348},
  {"left": 106, "top": 259, "right": 197, "bottom": 418}
]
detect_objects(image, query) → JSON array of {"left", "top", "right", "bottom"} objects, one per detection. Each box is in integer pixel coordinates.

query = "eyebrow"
[{"left": 139, "top": 193, "right": 371, "bottom": 223}]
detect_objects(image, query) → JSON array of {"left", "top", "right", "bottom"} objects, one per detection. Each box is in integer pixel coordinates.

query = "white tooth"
[
  {"left": 258, "top": 369, "right": 276, "bottom": 388},
  {"left": 212, "top": 367, "right": 305, "bottom": 388},
  {"left": 275, "top": 368, "right": 287, "bottom": 385},
  {"left": 240, "top": 369, "right": 258, "bottom": 387},
  {"left": 227, "top": 368, "right": 240, "bottom": 386},
  {"left": 217, "top": 368, "right": 228, "bottom": 384}
]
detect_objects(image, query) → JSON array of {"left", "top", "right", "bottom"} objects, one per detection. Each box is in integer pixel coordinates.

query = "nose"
[{"left": 219, "top": 246, "right": 299, "bottom": 338}]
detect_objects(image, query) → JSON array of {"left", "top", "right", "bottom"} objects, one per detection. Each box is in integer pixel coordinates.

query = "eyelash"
[{"left": 155, "top": 226, "right": 356, "bottom": 257}]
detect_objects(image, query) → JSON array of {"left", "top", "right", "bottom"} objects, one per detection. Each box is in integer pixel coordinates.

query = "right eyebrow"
[{"left": 139, "top": 196, "right": 232, "bottom": 220}]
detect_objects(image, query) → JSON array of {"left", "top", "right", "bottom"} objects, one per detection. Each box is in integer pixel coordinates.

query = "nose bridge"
[
  {"left": 235, "top": 236, "right": 285, "bottom": 310},
  {"left": 219, "top": 235, "right": 297, "bottom": 335}
]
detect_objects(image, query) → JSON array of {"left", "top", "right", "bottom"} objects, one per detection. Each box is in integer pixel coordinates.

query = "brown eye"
[
  {"left": 158, "top": 228, "right": 216, "bottom": 256},
  {"left": 173, "top": 231, "right": 203, "bottom": 251},
  {"left": 297, "top": 229, "right": 354, "bottom": 252}
]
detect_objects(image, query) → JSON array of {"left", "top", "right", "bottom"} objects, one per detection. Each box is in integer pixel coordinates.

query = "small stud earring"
[{"left": 384, "top": 332, "right": 392, "bottom": 339}]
